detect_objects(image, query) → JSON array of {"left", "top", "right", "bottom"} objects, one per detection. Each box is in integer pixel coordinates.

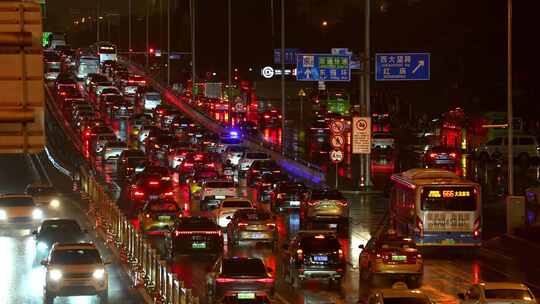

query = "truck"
[
  {"left": 0, "top": 0, "right": 45, "bottom": 153},
  {"left": 204, "top": 82, "right": 223, "bottom": 99}
]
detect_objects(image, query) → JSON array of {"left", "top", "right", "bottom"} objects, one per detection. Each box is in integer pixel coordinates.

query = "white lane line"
[{"left": 44, "top": 146, "right": 72, "bottom": 177}]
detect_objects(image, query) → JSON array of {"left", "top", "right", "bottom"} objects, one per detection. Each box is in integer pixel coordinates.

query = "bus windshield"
[{"left": 421, "top": 187, "right": 476, "bottom": 211}]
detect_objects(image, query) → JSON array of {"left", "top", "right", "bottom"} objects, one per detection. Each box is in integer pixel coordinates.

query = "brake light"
[
  {"left": 183, "top": 162, "right": 193, "bottom": 167},
  {"left": 149, "top": 181, "right": 160, "bottom": 186},
  {"left": 307, "top": 200, "right": 319, "bottom": 206},
  {"left": 255, "top": 277, "right": 274, "bottom": 283},
  {"left": 207, "top": 163, "right": 215, "bottom": 168},
  {"left": 338, "top": 248, "right": 343, "bottom": 259},
  {"left": 429, "top": 153, "right": 437, "bottom": 158},
  {"left": 296, "top": 249, "right": 304, "bottom": 260},
  {"left": 264, "top": 115, "right": 270, "bottom": 119},
  {"left": 315, "top": 234, "right": 325, "bottom": 239},
  {"left": 251, "top": 169, "right": 259, "bottom": 173},
  {"left": 276, "top": 193, "right": 284, "bottom": 199},
  {"left": 238, "top": 222, "right": 248, "bottom": 228},
  {"left": 415, "top": 216, "right": 424, "bottom": 238},
  {"left": 473, "top": 217, "right": 481, "bottom": 238},
  {"left": 216, "top": 277, "right": 236, "bottom": 283},
  {"left": 174, "top": 230, "right": 222, "bottom": 236},
  {"left": 134, "top": 190, "right": 145, "bottom": 198},
  {"left": 336, "top": 200, "right": 348, "bottom": 207},
  {"left": 449, "top": 152, "right": 457, "bottom": 158},
  {"left": 266, "top": 223, "right": 276, "bottom": 228},
  {"left": 163, "top": 191, "right": 174, "bottom": 197}
]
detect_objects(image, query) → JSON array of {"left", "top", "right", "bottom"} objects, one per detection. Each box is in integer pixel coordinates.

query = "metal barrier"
[{"left": 79, "top": 166, "right": 197, "bottom": 304}]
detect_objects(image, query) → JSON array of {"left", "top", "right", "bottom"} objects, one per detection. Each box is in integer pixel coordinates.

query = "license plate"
[
  {"left": 329, "top": 223, "right": 338, "bottom": 228},
  {"left": 215, "top": 195, "right": 225, "bottom": 199},
  {"left": 314, "top": 255, "right": 328, "bottom": 262},
  {"left": 392, "top": 255, "right": 407, "bottom": 262},
  {"left": 237, "top": 293, "right": 256, "bottom": 300},
  {"left": 192, "top": 242, "right": 207, "bottom": 249},
  {"left": 252, "top": 233, "right": 264, "bottom": 239},
  {"left": 158, "top": 216, "right": 171, "bottom": 221},
  {"left": 149, "top": 195, "right": 158, "bottom": 200},
  {"left": 442, "top": 239, "right": 456, "bottom": 245},
  {"left": 289, "top": 201, "right": 300, "bottom": 206}
]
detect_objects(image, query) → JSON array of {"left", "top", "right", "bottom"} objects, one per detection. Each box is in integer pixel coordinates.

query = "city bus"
[
  {"left": 389, "top": 168, "right": 481, "bottom": 247},
  {"left": 77, "top": 56, "right": 100, "bottom": 79},
  {"left": 97, "top": 43, "right": 117, "bottom": 63}
]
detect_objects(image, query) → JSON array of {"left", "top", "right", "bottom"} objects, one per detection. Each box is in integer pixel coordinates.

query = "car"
[
  {"left": 110, "top": 97, "right": 134, "bottom": 118},
  {"left": 117, "top": 149, "right": 147, "bottom": 181},
  {"left": 188, "top": 169, "right": 219, "bottom": 199},
  {"left": 167, "top": 143, "right": 196, "bottom": 169},
  {"left": 25, "top": 183, "right": 62, "bottom": 209},
  {"left": 300, "top": 189, "right": 348, "bottom": 231},
  {"left": 200, "top": 180, "right": 238, "bottom": 211},
  {"left": 246, "top": 160, "right": 282, "bottom": 187},
  {"left": 130, "top": 174, "right": 175, "bottom": 204},
  {"left": 224, "top": 145, "right": 249, "bottom": 166},
  {"left": 146, "top": 133, "right": 177, "bottom": 160},
  {"left": 238, "top": 152, "right": 271, "bottom": 173},
  {"left": 359, "top": 230, "right": 424, "bottom": 288},
  {"left": 253, "top": 173, "right": 289, "bottom": 203},
  {"left": 41, "top": 243, "right": 109, "bottom": 304},
  {"left": 458, "top": 282, "right": 537, "bottom": 304},
  {"left": 259, "top": 109, "right": 281, "bottom": 128},
  {"left": 423, "top": 146, "right": 460, "bottom": 167},
  {"left": 170, "top": 216, "right": 223, "bottom": 255},
  {"left": 372, "top": 132, "right": 396, "bottom": 150},
  {"left": 130, "top": 114, "right": 154, "bottom": 138},
  {"left": 215, "top": 197, "right": 254, "bottom": 228},
  {"left": 143, "top": 92, "right": 162, "bottom": 112},
  {"left": 206, "top": 257, "right": 275, "bottom": 303},
  {"left": 476, "top": 135, "right": 540, "bottom": 163},
  {"left": 103, "top": 141, "right": 128, "bottom": 161},
  {"left": 226, "top": 209, "right": 277, "bottom": 248},
  {"left": 368, "top": 282, "right": 433, "bottom": 304},
  {"left": 216, "top": 292, "right": 271, "bottom": 304},
  {"left": 33, "top": 219, "right": 88, "bottom": 261},
  {"left": 138, "top": 125, "right": 162, "bottom": 144},
  {"left": 270, "top": 182, "right": 309, "bottom": 212},
  {"left": 138, "top": 199, "right": 181, "bottom": 235},
  {"left": 237, "top": 121, "right": 259, "bottom": 138},
  {"left": 93, "top": 134, "right": 118, "bottom": 155},
  {"left": 281, "top": 231, "right": 345, "bottom": 287},
  {"left": 215, "top": 133, "right": 243, "bottom": 154},
  {"left": 0, "top": 194, "right": 43, "bottom": 228}
]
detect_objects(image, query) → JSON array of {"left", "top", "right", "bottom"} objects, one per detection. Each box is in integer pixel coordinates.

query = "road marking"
[{"left": 274, "top": 292, "right": 292, "bottom": 304}]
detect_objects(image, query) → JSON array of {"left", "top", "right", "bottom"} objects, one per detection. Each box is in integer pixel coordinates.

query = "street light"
[{"left": 322, "top": 20, "right": 328, "bottom": 27}]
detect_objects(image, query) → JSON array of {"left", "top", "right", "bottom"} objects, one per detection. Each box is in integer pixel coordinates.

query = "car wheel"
[{"left": 44, "top": 291, "right": 55, "bottom": 304}]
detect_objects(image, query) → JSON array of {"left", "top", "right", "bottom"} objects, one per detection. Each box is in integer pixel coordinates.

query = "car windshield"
[
  {"left": 222, "top": 259, "right": 267, "bottom": 277},
  {"left": 50, "top": 248, "right": 102, "bottom": 265},
  {"left": 146, "top": 201, "right": 178, "bottom": 212},
  {"left": 41, "top": 220, "right": 82, "bottom": 234},
  {"left": 146, "top": 94, "right": 161, "bottom": 100},
  {"left": 206, "top": 181, "right": 234, "bottom": 188},
  {"left": 222, "top": 200, "right": 251, "bottom": 208},
  {"left": 252, "top": 160, "right": 277, "bottom": 169},
  {"left": 238, "top": 210, "right": 271, "bottom": 221},
  {"left": 300, "top": 235, "right": 340, "bottom": 251},
  {"left": 127, "top": 157, "right": 146, "bottom": 167},
  {"left": 382, "top": 297, "right": 430, "bottom": 304},
  {"left": 484, "top": 289, "right": 533, "bottom": 300},
  {"left": 246, "top": 153, "right": 268, "bottom": 159},
  {"left": 378, "top": 239, "right": 417, "bottom": 250},
  {"left": 177, "top": 217, "right": 216, "bottom": 228},
  {"left": 374, "top": 133, "right": 394, "bottom": 139},
  {"left": 196, "top": 171, "right": 218, "bottom": 179},
  {"left": 0, "top": 197, "right": 34, "bottom": 207},
  {"left": 310, "top": 191, "right": 344, "bottom": 200}
]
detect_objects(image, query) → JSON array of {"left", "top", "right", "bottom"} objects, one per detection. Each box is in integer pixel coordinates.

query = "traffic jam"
[{"left": 39, "top": 42, "right": 540, "bottom": 304}]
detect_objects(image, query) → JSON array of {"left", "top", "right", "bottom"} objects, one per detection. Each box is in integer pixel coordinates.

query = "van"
[{"left": 476, "top": 135, "right": 540, "bottom": 162}]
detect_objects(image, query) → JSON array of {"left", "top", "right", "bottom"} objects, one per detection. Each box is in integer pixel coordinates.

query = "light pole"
[
  {"left": 128, "top": 0, "right": 131, "bottom": 63},
  {"left": 228, "top": 0, "right": 232, "bottom": 126},
  {"left": 507, "top": 0, "right": 513, "bottom": 195},
  {"left": 167, "top": 0, "right": 171, "bottom": 86},
  {"left": 280, "top": 0, "right": 285, "bottom": 155},
  {"left": 96, "top": 0, "right": 101, "bottom": 42},
  {"left": 145, "top": 0, "right": 149, "bottom": 68},
  {"left": 360, "top": 0, "right": 372, "bottom": 188},
  {"left": 190, "top": 0, "right": 196, "bottom": 105}
]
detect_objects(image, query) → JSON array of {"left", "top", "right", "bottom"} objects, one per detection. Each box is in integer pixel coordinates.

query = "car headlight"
[
  {"left": 49, "top": 269, "right": 63, "bottom": 281},
  {"left": 50, "top": 199, "right": 60, "bottom": 209},
  {"left": 93, "top": 268, "right": 106, "bottom": 280},
  {"left": 32, "top": 209, "right": 43, "bottom": 219},
  {"left": 0, "top": 209, "right": 6, "bottom": 220},
  {"left": 37, "top": 241, "right": 49, "bottom": 251}
]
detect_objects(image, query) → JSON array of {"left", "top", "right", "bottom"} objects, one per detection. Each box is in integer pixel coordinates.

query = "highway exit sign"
[{"left": 375, "top": 53, "right": 430, "bottom": 81}]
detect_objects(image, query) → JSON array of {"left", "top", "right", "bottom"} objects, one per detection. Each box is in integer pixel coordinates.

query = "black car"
[
  {"left": 282, "top": 231, "right": 345, "bottom": 287},
  {"left": 170, "top": 216, "right": 223, "bottom": 255},
  {"left": 270, "top": 182, "right": 309, "bottom": 212},
  {"left": 253, "top": 173, "right": 289, "bottom": 203},
  {"left": 246, "top": 160, "right": 282, "bottom": 187},
  {"left": 207, "top": 257, "right": 275, "bottom": 303},
  {"left": 33, "top": 219, "right": 88, "bottom": 261}
]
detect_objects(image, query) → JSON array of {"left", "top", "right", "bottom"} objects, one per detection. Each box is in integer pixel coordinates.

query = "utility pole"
[
  {"left": 145, "top": 0, "right": 149, "bottom": 68},
  {"left": 190, "top": 0, "right": 196, "bottom": 105},
  {"left": 228, "top": 0, "right": 232, "bottom": 126},
  {"left": 96, "top": 0, "right": 100, "bottom": 42},
  {"left": 361, "top": 0, "right": 372, "bottom": 188},
  {"left": 270, "top": 0, "right": 274, "bottom": 43},
  {"left": 280, "top": 0, "right": 285, "bottom": 155},
  {"left": 128, "top": 0, "right": 132, "bottom": 63},
  {"left": 167, "top": 0, "right": 171, "bottom": 86},
  {"left": 507, "top": 0, "right": 513, "bottom": 195}
]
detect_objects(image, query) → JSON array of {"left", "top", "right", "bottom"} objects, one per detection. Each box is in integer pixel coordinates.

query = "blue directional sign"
[
  {"left": 375, "top": 53, "right": 430, "bottom": 81},
  {"left": 274, "top": 48, "right": 299, "bottom": 65},
  {"left": 296, "top": 53, "right": 351, "bottom": 82}
]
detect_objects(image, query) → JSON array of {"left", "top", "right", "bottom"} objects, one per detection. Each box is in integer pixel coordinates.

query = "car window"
[
  {"left": 222, "top": 259, "right": 267, "bottom": 277},
  {"left": 41, "top": 221, "right": 83, "bottom": 234},
  {"left": 300, "top": 235, "right": 340, "bottom": 251},
  {"left": 177, "top": 217, "right": 216, "bottom": 228},
  {"left": 206, "top": 181, "right": 234, "bottom": 188},
  {"left": 484, "top": 289, "right": 533, "bottom": 300},
  {"left": 50, "top": 249, "right": 102, "bottom": 264},
  {"left": 310, "top": 190, "right": 344, "bottom": 200},
  {"left": 0, "top": 197, "right": 34, "bottom": 207},
  {"left": 237, "top": 210, "right": 271, "bottom": 221},
  {"left": 222, "top": 201, "right": 251, "bottom": 208}
]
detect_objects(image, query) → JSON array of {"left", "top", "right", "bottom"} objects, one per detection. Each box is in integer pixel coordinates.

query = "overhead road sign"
[
  {"left": 375, "top": 52, "right": 430, "bottom": 81},
  {"left": 331, "top": 48, "right": 362, "bottom": 70},
  {"left": 296, "top": 53, "right": 351, "bottom": 82},
  {"left": 330, "top": 149, "right": 344, "bottom": 163},
  {"left": 274, "top": 48, "right": 299, "bottom": 65},
  {"left": 352, "top": 117, "right": 371, "bottom": 154}
]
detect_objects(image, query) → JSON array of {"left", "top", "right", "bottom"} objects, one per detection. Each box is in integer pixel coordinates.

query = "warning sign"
[
  {"left": 352, "top": 117, "right": 371, "bottom": 154},
  {"left": 330, "top": 134, "right": 345, "bottom": 149}
]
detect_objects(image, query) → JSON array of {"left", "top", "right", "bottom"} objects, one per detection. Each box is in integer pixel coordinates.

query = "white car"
[
  {"left": 42, "top": 243, "right": 109, "bottom": 304},
  {"left": 143, "top": 92, "right": 162, "bottom": 112},
  {"left": 459, "top": 282, "right": 537, "bottom": 304},
  {"left": 103, "top": 141, "right": 128, "bottom": 161},
  {"left": 223, "top": 145, "right": 248, "bottom": 166},
  {"left": 200, "top": 180, "right": 237, "bottom": 210},
  {"left": 372, "top": 132, "right": 395, "bottom": 150},
  {"left": 368, "top": 282, "right": 432, "bottom": 304},
  {"left": 239, "top": 151, "right": 271, "bottom": 172},
  {"left": 94, "top": 134, "right": 118, "bottom": 154},
  {"left": 475, "top": 135, "right": 540, "bottom": 162},
  {"left": 214, "top": 197, "right": 254, "bottom": 228},
  {"left": 0, "top": 194, "right": 43, "bottom": 228}
]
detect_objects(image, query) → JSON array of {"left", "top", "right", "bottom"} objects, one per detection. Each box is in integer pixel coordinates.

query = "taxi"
[
  {"left": 138, "top": 199, "right": 182, "bottom": 235},
  {"left": 458, "top": 282, "right": 537, "bottom": 304},
  {"left": 367, "top": 282, "right": 432, "bottom": 304},
  {"left": 188, "top": 170, "right": 219, "bottom": 199},
  {"left": 226, "top": 209, "right": 277, "bottom": 249},
  {"left": 359, "top": 230, "right": 423, "bottom": 288}
]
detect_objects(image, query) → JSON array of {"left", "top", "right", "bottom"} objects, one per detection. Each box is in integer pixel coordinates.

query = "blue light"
[{"left": 229, "top": 131, "right": 239, "bottom": 138}]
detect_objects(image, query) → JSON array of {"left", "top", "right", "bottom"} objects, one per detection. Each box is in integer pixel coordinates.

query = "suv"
[
  {"left": 281, "top": 231, "right": 345, "bottom": 287},
  {"left": 476, "top": 135, "right": 540, "bottom": 162},
  {"left": 359, "top": 231, "right": 424, "bottom": 288},
  {"left": 300, "top": 189, "right": 348, "bottom": 232},
  {"left": 458, "top": 282, "right": 536, "bottom": 304},
  {"left": 42, "top": 243, "right": 109, "bottom": 304}
]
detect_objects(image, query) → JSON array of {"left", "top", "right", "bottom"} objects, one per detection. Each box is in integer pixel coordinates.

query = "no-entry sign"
[{"left": 352, "top": 117, "right": 371, "bottom": 154}]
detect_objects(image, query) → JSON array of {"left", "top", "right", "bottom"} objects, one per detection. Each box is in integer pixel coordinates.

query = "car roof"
[
  {"left": 0, "top": 194, "right": 33, "bottom": 199},
  {"left": 223, "top": 197, "right": 251, "bottom": 203},
  {"left": 52, "top": 243, "right": 98, "bottom": 250},
  {"left": 479, "top": 282, "right": 530, "bottom": 291}
]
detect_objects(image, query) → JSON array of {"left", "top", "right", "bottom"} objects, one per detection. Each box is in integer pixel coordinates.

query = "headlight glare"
[
  {"left": 49, "top": 269, "right": 62, "bottom": 281},
  {"left": 50, "top": 199, "right": 60, "bottom": 208},
  {"left": 32, "top": 209, "right": 43, "bottom": 219},
  {"left": 93, "top": 268, "right": 105, "bottom": 280},
  {"left": 0, "top": 210, "right": 6, "bottom": 220},
  {"left": 37, "top": 242, "right": 48, "bottom": 251}
]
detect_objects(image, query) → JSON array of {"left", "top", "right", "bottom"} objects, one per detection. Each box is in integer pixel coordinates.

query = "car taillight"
[
  {"left": 266, "top": 223, "right": 276, "bottom": 228},
  {"left": 238, "top": 222, "right": 248, "bottom": 228},
  {"left": 338, "top": 249, "right": 344, "bottom": 259},
  {"left": 145, "top": 213, "right": 151, "bottom": 218},
  {"left": 449, "top": 152, "right": 457, "bottom": 158},
  {"left": 251, "top": 169, "right": 259, "bottom": 173},
  {"left": 163, "top": 191, "right": 174, "bottom": 197},
  {"left": 134, "top": 190, "right": 145, "bottom": 198},
  {"left": 255, "top": 277, "right": 274, "bottom": 283},
  {"left": 415, "top": 216, "right": 424, "bottom": 238},
  {"left": 264, "top": 115, "right": 270, "bottom": 119},
  {"left": 216, "top": 277, "right": 236, "bottom": 283},
  {"left": 473, "top": 217, "right": 481, "bottom": 238},
  {"left": 429, "top": 153, "right": 437, "bottom": 158},
  {"left": 175, "top": 230, "right": 222, "bottom": 236},
  {"left": 183, "top": 162, "right": 193, "bottom": 167},
  {"left": 276, "top": 193, "right": 284, "bottom": 199},
  {"left": 297, "top": 249, "right": 303, "bottom": 260},
  {"left": 336, "top": 200, "right": 348, "bottom": 207},
  {"left": 307, "top": 200, "right": 319, "bottom": 206},
  {"left": 207, "top": 163, "right": 215, "bottom": 168},
  {"left": 149, "top": 181, "right": 159, "bottom": 186}
]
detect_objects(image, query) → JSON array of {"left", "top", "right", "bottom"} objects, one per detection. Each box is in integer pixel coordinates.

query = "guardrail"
[
  {"left": 45, "top": 84, "right": 198, "bottom": 304},
  {"left": 121, "top": 58, "right": 327, "bottom": 188}
]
